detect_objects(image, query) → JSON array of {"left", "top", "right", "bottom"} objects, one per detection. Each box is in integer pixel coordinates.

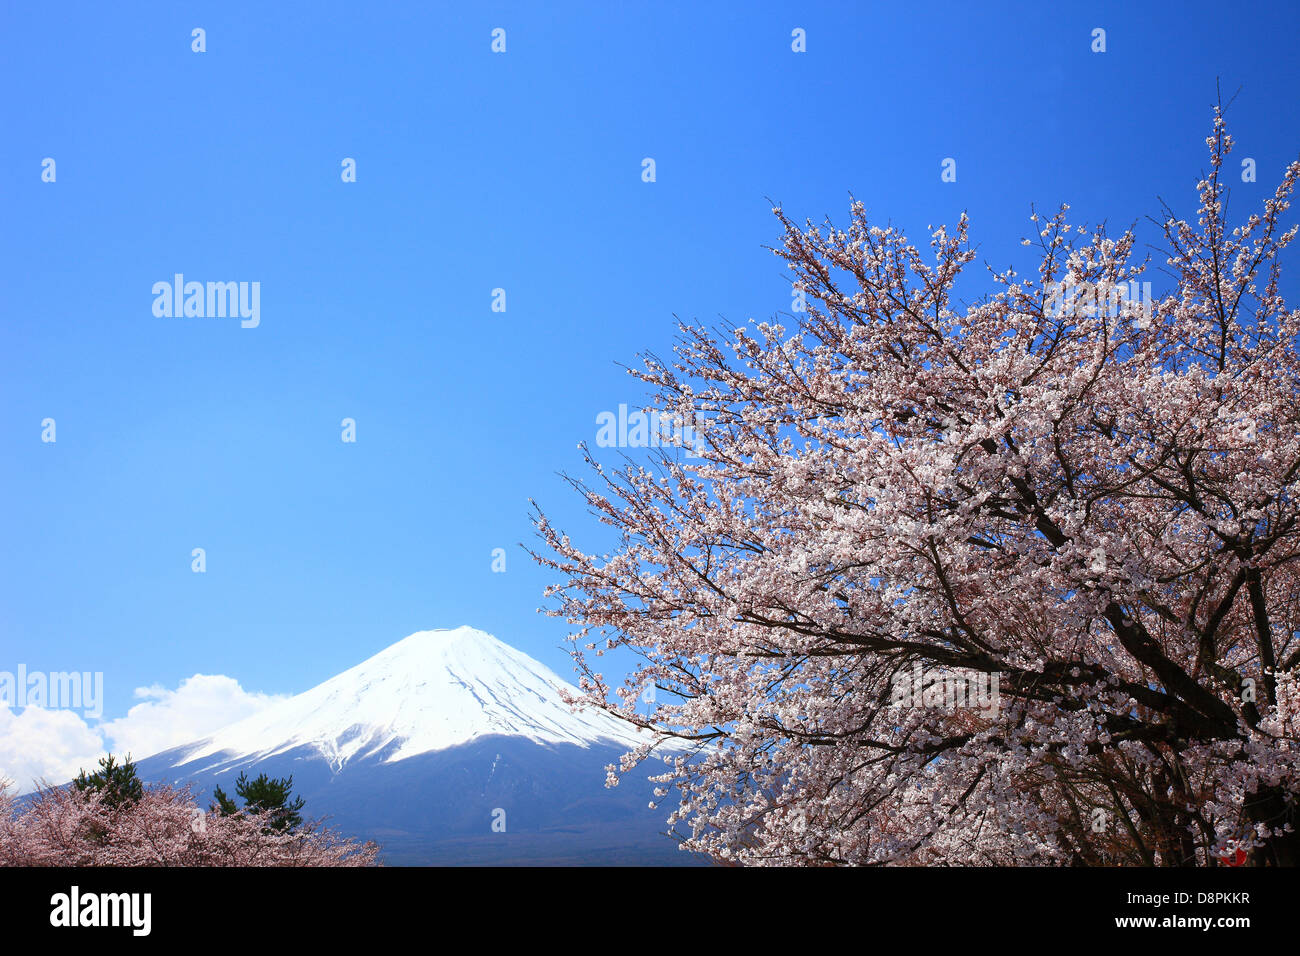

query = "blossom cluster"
[
  {"left": 0, "top": 779, "right": 379, "bottom": 867},
  {"left": 533, "top": 110, "right": 1300, "bottom": 866}
]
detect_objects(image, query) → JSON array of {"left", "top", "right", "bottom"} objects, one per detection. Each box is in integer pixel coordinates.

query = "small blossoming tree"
[{"left": 0, "top": 777, "right": 378, "bottom": 866}]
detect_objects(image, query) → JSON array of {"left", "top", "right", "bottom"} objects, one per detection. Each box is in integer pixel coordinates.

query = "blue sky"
[{"left": 2, "top": 1, "right": 1298, "bottom": 773}]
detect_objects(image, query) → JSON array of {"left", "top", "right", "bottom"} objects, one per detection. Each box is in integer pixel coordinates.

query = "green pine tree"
[
  {"left": 212, "top": 771, "right": 305, "bottom": 833},
  {"left": 73, "top": 753, "right": 144, "bottom": 810}
]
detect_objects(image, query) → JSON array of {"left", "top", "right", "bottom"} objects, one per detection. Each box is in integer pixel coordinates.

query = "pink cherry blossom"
[
  {"left": 0, "top": 779, "right": 379, "bottom": 866},
  {"left": 533, "top": 109, "right": 1300, "bottom": 866}
]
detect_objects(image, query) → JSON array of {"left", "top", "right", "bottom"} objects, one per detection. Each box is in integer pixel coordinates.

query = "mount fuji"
[{"left": 132, "top": 627, "right": 697, "bottom": 865}]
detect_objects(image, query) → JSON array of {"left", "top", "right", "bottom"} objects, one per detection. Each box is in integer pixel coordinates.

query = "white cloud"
[
  {"left": 101, "top": 674, "right": 283, "bottom": 764},
  {"left": 0, "top": 706, "right": 104, "bottom": 792},
  {"left": 0, "top": 674, "right": 283, "bottom": 794}
]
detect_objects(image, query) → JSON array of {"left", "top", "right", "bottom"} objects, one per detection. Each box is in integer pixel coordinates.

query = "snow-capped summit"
[
  {"left": 133, "top": 626, "right": 695, "bottom": 864},
  {"left": 168, "top": 626, "right": 653, "bottom": 773}
]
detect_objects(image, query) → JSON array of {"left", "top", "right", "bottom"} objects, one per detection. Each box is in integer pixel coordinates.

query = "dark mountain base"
[{"left": 134, "top": 735, "right": 707, "bottom": 866}]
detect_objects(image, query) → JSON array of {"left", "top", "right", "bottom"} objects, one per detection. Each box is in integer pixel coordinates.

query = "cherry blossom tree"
[
  {"left": 533, "top": 109, "right": 1300, "bottom": 866},
  {"left": 0, "top": 778, "right": 379, "bottom": 866}
]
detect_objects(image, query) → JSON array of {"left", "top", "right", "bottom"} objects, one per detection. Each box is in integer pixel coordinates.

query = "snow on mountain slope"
[{"left": 167, "top": 627, "right": 656, "bottom": 772}]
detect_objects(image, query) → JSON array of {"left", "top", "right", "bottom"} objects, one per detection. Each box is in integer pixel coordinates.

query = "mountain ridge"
[
  {"left": 164, "top": 625, "right": 657, "bottom": 775},
  {"left": 130, "top": 626, "right": 696, "bottom": 865}
]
